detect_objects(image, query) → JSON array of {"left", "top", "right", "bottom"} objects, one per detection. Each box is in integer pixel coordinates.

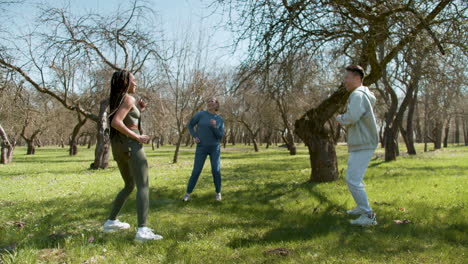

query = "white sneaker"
[
  {"left": 135, "top": 227, "right": 163, "bottom": 242},
  {"left": 102, "top": 219, "right": 130, "bottom": 233},
  {"left": 350, "top": 213, "right": 377, "bottom": 226},
  {"left": 182, "top": 193, "right": 191, "bottom": 202},
  {"left": 346, "top": 207, "right": 366, "bottom": 215},
  {"left": 215, "top": 193, "right": 222, "bottom": 201}
]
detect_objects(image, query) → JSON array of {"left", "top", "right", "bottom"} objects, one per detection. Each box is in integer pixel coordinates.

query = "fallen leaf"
[
  {"left": 399, "top": 208, "right": 406, "bottom": 212},
  {"left": 263, "top": 248, "right": 290, "bottom": 256},
  {"left": 394, "top": 219, "right": 412, "bottom": 224},
  {"left": 6, "top": 221, "right": 26, "bottom": 229}
]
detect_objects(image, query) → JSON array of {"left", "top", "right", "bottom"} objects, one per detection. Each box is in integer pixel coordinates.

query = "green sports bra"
[{"left": 123, "top": 104, "right": 140, "bottom": 127}]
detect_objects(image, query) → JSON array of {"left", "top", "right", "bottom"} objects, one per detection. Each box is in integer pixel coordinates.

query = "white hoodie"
[{"left": 336, "top": 86, "right": 379, "bottom": 152}]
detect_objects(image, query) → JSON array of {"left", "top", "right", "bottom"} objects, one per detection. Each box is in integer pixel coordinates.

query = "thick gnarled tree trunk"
[
  {"left": 0, "top": 124, "right": 14, "bottom": 164},
  {"left": 20, "top": 118, "right": 41, "bottom": 155},
  {"left": 295, "top": 86, "right": 349, "bottom": 182},
  {"left": 69, "top": 112, "right": 88, "bottom": 156},
  {"left": 90, "top": 99, "right": 110, "bottom": 169}
]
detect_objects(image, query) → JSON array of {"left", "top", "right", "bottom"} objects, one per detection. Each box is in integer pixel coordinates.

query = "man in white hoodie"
[{"left": 336, "top": 65, "right": 379, "bottom": 226}]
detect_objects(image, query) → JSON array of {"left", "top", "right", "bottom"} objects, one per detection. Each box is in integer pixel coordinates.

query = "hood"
[{"left": 355, "top": 86, "right": 376, "bottom": 106}]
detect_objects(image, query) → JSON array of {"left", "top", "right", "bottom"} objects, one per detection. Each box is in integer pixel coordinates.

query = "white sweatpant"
[{"left": 346, "top": 149, "right": 375, "bottom": 214}]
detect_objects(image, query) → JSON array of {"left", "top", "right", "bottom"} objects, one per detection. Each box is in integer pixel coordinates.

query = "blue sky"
[{"left": 4, "top": 0, "right": 245, "bottom": 67}]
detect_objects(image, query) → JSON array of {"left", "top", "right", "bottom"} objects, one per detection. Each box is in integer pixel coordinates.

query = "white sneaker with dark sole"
[
  {"left": 350, "top": 213, "right": 377, "bottom": 226},
  {"left": 135, "top": 227, "right": 163, "bottom": 242},
  {"left": 102, "top": 219, "right": 130, "bottom": 233},
  {"left": 182, "top": 193, "right": 191, "bottom": 202}
]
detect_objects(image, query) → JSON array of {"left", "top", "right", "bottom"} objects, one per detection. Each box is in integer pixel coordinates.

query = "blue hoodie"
[{"left": 187, "top": 111, "right": 224, "bottom": 146}]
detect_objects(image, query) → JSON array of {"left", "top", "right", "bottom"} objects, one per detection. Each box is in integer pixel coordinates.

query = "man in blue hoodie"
[{"left": 336, "top": 65, "right": 379, "bottom": 226}]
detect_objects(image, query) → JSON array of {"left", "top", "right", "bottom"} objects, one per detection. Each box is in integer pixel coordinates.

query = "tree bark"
[
  {"left": 173, "top": 133, "right": 184, "bottom": 163},
  {"left": 0, "top": 124, "right": 14, "bottom": 164},
  {"left": 443, "top": 118, "right": 450, "bottom": 148},
  {"left": 20, "top": 121, "right": 41, "bottom": 156},
  {"left": 400, "top": 83, "right": 419, "bottom": 155},
  {"left": 173, "top": 127, "right": 188, "bottom": 163},
  {"left": 90, "top": 99, "right": 110, "bottom": 169},
  {"left": 69, "top": 112, "right": 88, "bottom": 156},
  {"left": 87, "top": 134, "right": 94, "bottom": 149},
  {"left": 241, "top": 121, "right": 259, "bottom": 152},
  {"left": 433, "top": 120, "right": 443, "bottom": 149},
  {"left": 295, "top": 85, "right": 349, "bottom": 182},
  {"left": 463, "top": 116, "right": 468, "bottom": 146},
  {"left": 415, "top": 101, "right": 423, "bottom": 143}
]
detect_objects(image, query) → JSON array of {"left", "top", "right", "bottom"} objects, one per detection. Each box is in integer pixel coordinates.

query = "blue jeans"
[{"left": 186, "top": 144, "right": 221, "bottom": 193}]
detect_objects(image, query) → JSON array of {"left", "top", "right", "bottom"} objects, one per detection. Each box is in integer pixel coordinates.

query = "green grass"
[{"left": 0, "top": 143, "right": 467, "bottom": 263}]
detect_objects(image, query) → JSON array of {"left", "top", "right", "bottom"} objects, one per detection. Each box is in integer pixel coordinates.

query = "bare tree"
[
  {"left": 158, "top": 26, "right": 218, "bottom": 163},
  {"left": 215, "top": 0, "right": 457, "bottom": 181},
  {"left": 0, "top": 0, "right": 163, "bottom": 168},
  {"left": 0, "top": 123, "right": 14, "bottom": 164}
]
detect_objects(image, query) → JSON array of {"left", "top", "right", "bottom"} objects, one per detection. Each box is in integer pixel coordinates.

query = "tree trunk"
[
  {"left": 252, "top": 138, "right": 259, "bottom": 152},
  {"left": 381, "top": 85, "right": 399, "bottom": 161},
  {"left": 282, "top": 129, "right": 297, "bottom": 155},
  {"left": 184, "top": 133, "right": 191, "bottom": 147},
  {"left": 90, "top": 99, "right": 110, "bottom": 169},
  {"left": 384, "top": 127, "right": 398, "bottom": 161},
  {"left": 295, "top": 86, "right": 349, "bottom": 182},
  {"left": 26, "top": 140, "right": 35, "bottom": 155},
  {"left": 87, "top": 135, "right": 93, "bottom": 149},
  {"left": 240, "top": 121, "right": 259, "bottom": 152},
  {"left": 230, "top": 129, "right": 236, "bottom": 145},
  {"left": 415, "top": 102, "right": 423, "bottom": 143},
  {"left": 265, "top": 130, "right": 272, "bottom": 149},
  {"left": 455, "top": 115, "right": 460, "bottom": 144},
  {"left": 463, "top": 116, "right": 468, "bottom": 146},
  {"left": 173, "top": 134, "right": 184, "bottom": 163},
  {"left": 22, "top": 132, "right": 40, "bottom": 155},
  {"left": 151, "top": 136, "right": 156, "bottom": 150},
  {"left": 379, "top": 122, "right": 384, "bottom": 148},
  {"left": 0, "top": 124, "right": 14, "bottom": 164},
  {"left": 400, "top": 85, "right": 418, "bottom": 155},
  {"left": 173, "top": 126, "right": 188, "bottom": 163},
  {"left": 443, "top": 118, "right": 450, "bottom": 148},
  {"left": 69, "top": 113, "right": 87, "bottom": 156},
  {"left": 433, "top": 120, "right": 443, "bottom": 149},
  {"left": 424, "top": 95, "right": 429, "bottom": 152},
  {"left": 223, "top": 129, "right": 228, "bottom": 148}
]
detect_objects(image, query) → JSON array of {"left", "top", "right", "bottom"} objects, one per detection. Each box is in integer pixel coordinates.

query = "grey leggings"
[{"left": 109, "top": 134, "right": 149, "bottom": 227}]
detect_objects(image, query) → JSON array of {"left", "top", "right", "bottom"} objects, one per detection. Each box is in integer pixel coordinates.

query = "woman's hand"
[
  {"left": 137, "top": 135, "right": 150, "bottom": 144},
  {"left": 210, "top": 119, "right": 217, "bottom": 128},
  {"left": 194, "top": 137, "right": 201, "bottom": 144},
  {"left": 137, "top": 98, "right": 148, "bottom": 112}
]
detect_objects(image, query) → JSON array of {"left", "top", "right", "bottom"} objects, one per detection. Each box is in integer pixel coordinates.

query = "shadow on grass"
[{"left": 1, "top": 161, "right": 466, "bottom": 258}]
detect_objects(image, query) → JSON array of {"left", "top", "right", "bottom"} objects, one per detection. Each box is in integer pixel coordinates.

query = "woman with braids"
[{"left": 102, "top": 70, "right": 163, "bottom": 242}]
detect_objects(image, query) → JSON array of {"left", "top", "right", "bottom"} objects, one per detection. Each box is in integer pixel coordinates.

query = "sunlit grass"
[{"left": 1, "top": 143, "right": 467, "bottom": 263}]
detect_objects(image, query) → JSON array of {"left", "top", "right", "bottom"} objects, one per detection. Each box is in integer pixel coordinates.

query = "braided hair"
[{"left": 108, "top": 70, "right": 131, "bottom": 139}]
